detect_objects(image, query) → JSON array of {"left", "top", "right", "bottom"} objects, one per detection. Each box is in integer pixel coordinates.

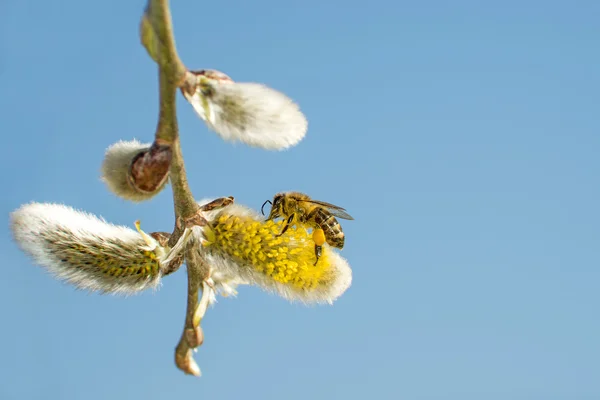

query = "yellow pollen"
[
  {"left": 210, "top": 214, "right": 337, "bottom": 290},
  {"left": 313, "top": 228, "right": 326, "bottom": 246}
]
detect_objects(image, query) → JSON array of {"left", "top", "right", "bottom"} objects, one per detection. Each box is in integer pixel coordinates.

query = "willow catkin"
[
  {"left": 183, "top": 73, "right": 308, "bottom": 150},
  {"left": 101, "top": 139, "right": 170, "bottom": 202},
  {"left": 199, "top": 201, "right": 352, "bottom": 304},
  {"left": 10, "top": 202, "right": 170, "bottom": 295}
]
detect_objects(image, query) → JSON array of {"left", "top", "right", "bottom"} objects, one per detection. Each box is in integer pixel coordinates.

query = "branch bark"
[
  {"left": 174, "top": 247, "right": 211, "bottom": 376},
  {"left": 145, "top": 0, "right": 201, "bottom": 239},
  {"left": 142, "top": 0, "right": 210, "bottom": 376},
  {"left": 144, "top": 0, "right": 186, "bottom": 84}
]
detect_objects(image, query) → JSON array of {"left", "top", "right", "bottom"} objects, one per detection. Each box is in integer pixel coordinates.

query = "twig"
[
  {"left": 145, "top": 0, "right": 202, "bottom": 243},
  {"left": 174, "top": 247, "right": 211, "bottom": 376},
  {"left": 145, "top": 0, "right": 186, "bottom": 83},
  {"left": 143, "top": 0, "right": 211, "bottom": 376}
]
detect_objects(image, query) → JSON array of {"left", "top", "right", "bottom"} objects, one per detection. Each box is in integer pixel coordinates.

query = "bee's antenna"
[{"left": 261, "top": 200, "right": 272, "bottom": 216}]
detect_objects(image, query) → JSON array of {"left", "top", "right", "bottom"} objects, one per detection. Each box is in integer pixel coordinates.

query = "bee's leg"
[
  {"left": 312, "top": 228, "right": 326, "bottom": 266},
  {"left": 313, "top": 244, "right": 322, "bottom": 266},
  {"left": 277, "top": 214, "right": 295, "bottom": 237}
]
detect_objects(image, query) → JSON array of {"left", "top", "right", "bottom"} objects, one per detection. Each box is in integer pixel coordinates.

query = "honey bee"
[{"left": 261, "top": 192, "right": 354, "bottom": 265}]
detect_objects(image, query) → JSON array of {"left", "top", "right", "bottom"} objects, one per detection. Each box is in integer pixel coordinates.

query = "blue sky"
[{"left": 1, "top": 0, "right": 599, "bottom": 399}]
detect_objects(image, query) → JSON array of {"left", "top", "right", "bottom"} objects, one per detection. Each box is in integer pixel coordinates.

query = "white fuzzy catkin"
[
  {"left": 184, "top": 82, "right": 308, "bottom": 150},
  {"left": 101, "top": 139, "right": 167, "bottom": 202},
  {"left": 197, "top": 199, "right": 352, "bottom": 305},
  {"left": 10, "top": 203, "right": 166, "bottom": 295}
]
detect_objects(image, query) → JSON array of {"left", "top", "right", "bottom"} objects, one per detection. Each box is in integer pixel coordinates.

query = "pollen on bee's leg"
[{"left": 312, "top": 228, "right": 326, "bottom": 246}]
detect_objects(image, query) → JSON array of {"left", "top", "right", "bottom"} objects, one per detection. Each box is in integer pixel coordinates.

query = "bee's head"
[{"left": 262, "top": 193, "right": 285, "bottom": 219}]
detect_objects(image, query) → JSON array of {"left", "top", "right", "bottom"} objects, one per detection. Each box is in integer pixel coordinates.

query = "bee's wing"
[
  {"left": 300, "top": 199, "right": 355, "bottom": 220},
  {"left": 327, "top": 208, "right": 354, "bottom": 220}
]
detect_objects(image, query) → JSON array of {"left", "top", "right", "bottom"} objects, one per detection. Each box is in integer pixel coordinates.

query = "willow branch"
[
  {"left": 145, "top": 0, "right": 186, "bottom": 84},
  {"left": 142, "top": 0, "right": 209, "bottom": 376},
  {"left": 174, "top": 247, "right": 211, "bottom": 376},
  {"left": 143, "top": 0, "right": 202, "bottom": 240},
  {"left": 157, "top": 69, "right": 202, "bottom": 248}
]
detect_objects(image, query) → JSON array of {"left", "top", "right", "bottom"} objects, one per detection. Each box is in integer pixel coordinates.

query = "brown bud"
[
  {"left": 128, "top": 141, "right": 171, "bottom": 194},
  {"left": 149, "top": 232, "right": 185, "bottom": 276},
  {"left": 101, "top": 140, "right": 170, "bottom": 202},
  {"left": 175, "top": 351, "right": 201, "bottom": 377},
  {"left": 149, "top": 232, "right": 171, "bottom": 247},
  {"left": 185, "top": 326, "right": 204, "bottom": 348},
  {"left": 199, "top": 196, "right": 235, "bottom": 212}
]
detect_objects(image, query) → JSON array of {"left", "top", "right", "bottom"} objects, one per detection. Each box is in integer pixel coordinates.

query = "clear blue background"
[{"left": 1, "top": 1, "right": 599, "bottom": 399}]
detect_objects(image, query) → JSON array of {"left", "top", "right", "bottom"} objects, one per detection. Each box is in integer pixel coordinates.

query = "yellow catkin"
[
  {"left": 210, "top": 215, "right": 336, "bottom": 290},
  {"left": 49, "top": 236, "right": 161, "bottom": 280},
  {"left": 10, "top": 202, "right": 170, "bottom": 296}
]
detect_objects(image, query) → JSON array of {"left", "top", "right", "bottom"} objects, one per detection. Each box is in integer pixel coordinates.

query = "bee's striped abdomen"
[{"left": 311, "top": 209, "right": 345, "bottom": 249}]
